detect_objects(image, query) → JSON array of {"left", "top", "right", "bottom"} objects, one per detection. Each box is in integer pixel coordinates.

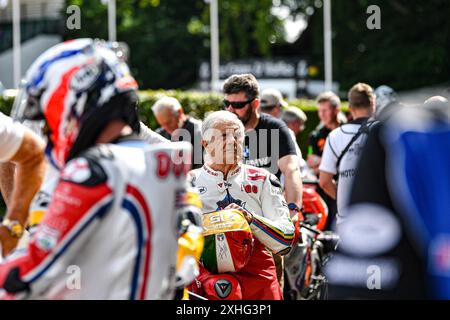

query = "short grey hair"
[
  {"left": 151, "top": 96, "right": 182, "bottom": 115},
  {"left": 202, "top": 111, "right": 245, "bottom": 141},
  {"left": 282, "top": 106, "right": 308, "bottom": 123},
  {"left": 316, "top": 91, "right": 341, "bottom": 108}
]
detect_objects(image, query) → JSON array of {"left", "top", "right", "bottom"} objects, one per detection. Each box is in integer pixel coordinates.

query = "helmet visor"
[{"left": 10, "top": 80, "right": 45, "bottom": 122}]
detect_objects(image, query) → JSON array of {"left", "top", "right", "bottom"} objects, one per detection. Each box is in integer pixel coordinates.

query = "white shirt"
[
  {"left": 319, "top": 121, "right": 369, "bottom": 219},
  {"left": 0, "top": 112, "right": 25, "bottom": 162}
]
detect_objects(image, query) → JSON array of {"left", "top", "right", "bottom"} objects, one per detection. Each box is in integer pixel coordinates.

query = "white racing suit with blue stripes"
[{"left": 0, "top": 137, "right": 191, "bottom": 299}]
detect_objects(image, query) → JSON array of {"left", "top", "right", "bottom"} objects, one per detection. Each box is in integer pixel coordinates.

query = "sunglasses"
[{"left": 223, "top": 98, "right": 254, "bottom": 110}]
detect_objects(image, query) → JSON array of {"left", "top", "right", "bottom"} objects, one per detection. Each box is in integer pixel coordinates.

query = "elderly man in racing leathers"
[{"left": 188, "top": 111, "right": 295, "bottom": 300}]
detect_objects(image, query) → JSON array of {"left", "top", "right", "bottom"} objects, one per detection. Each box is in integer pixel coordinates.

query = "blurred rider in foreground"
[{"left": 0, "top": 39, "right": 194, "bottom": 299}]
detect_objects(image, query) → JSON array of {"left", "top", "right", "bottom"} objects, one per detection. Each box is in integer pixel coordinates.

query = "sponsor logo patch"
[
  {"left": 35, "top": 224, "right": 61, "bottom": 252},
  {"left": 215, "top": 279, "right": 232, "bottom": 298},
  {"left": 61, "top": 158, "right": 91, "bottom": 183},
  {"left": 70, "top": 62, "right": 100, "bottom": 92}
]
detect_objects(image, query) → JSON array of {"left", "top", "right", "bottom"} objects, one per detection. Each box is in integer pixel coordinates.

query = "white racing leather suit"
[
  {"left": 189, "top": 163, "right": 295, "bottom": 255},
  {"left": 188, "top": 163, "right": 294, "bottom": 300},
  {"left": 0, "top": 137, "right": 192, "bottom": 299},
  {"left": 23, "top": 121, "right": 168, "bottom": 232}
]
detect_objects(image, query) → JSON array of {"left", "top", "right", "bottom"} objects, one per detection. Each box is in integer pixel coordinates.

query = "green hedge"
[
  {"left": 0, "top": 95, "right": 14, "bottom": 115},
  {"left": 0, "top": 90, "right": 348, "bottom": 157},
  {"left": 138, "top": 90, "right": 225, "bottom": 130}
]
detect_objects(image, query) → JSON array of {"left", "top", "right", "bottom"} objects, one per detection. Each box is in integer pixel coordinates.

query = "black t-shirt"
[
  {"left": 308, "top": 124, "right": 331, "bottom": 156},
  {"left": 308, "top": 123, "right": 338, "bottom": 224},
  {"left": 243, "top": 113, "right": 297, "bottom": 179}
]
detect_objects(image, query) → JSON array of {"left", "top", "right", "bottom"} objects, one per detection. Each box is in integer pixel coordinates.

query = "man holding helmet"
[
  {"left": 188, "top": 111, "right": 295, "bottom": 300},
  {"left": 0, "top": 38, "right": 194, "bottom": 299}
]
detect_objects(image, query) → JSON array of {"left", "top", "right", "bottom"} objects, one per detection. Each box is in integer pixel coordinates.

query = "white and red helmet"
[{"left": 12, "top": 38, "right": 140, "bottom": 168}]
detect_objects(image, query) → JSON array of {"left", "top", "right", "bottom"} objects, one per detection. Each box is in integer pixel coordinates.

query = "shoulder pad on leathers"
[{"left": 60, "top": 145, "right": 112, "bottom": 186}]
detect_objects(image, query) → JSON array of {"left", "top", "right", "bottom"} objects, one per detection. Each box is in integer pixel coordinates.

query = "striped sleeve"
[
  {"left": 250, "top": 173, "right": 294, "bottom": 255},
  {"left": 250, "top": 214, "right": 294, "bottom": 255}
]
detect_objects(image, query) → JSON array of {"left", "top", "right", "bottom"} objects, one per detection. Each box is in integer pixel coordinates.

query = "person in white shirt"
[{"left": 319, "top": 83, "right": 376, "bottom": 223}]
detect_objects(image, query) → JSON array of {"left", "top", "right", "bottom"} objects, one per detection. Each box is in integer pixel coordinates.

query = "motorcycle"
[
  {"left": 284, "top": 180, "right": 340, "bottom": 300},
  {"left": 186, "top": 181, "right": 340, "bottom": 300}
]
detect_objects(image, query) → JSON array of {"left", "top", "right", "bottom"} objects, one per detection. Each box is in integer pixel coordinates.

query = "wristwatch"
[
  {"left": 1, "top": 219, "right": 25, "bottom": 238},
  {"left": 288, "top": 203, "right": 301, "bottom": 212}
]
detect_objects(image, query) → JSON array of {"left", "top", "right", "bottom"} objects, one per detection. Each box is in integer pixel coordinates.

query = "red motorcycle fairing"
[{"left": 302, "top": 185, "right": 328, "bottom": 231}]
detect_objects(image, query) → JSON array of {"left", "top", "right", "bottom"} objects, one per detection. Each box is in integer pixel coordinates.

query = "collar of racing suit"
[{"left": 202, "top": 163, "right": 242, "bottom": 180}]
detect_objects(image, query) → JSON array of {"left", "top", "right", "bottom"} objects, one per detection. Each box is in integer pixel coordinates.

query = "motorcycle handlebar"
[{"left": 299, "top": 221, "right": 321, "bottom": 235}]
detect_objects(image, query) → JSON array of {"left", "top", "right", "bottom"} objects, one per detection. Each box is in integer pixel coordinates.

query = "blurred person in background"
[
  {"left": 326, "top": 97, "right": 450, "bottom": 299},
  {"left": 281, "top": 106, "right": 314, "bottom": 181},
  {"left": 307, "top": 91, "right": 343, "bottom": 174},
  {"left": 319, "top": 83, "right": 376, "bottom": 227},
  {"left": 0, "top": 113, "right": 46, "bottom": 257},
  {"left": 152, "top": 96, "right": 203, "bottom": 169},
  {"left": 282, "top": 106, "right": 308, "bottom": 136},
  {"left": 374, "top": 85, "right": 401, "bottom": 121},
  {"left": 260, "top": 88, "right": 287, "bottom": 119},
  {"left": 188, "top": 111, "right": 294, "bottom": 300},
  {"left": 307, "top": 91, "right": 344, "bottom": 228}
]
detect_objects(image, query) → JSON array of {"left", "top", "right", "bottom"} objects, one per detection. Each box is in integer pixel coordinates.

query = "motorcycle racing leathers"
[
  {"left": 23, "top": 121, "right": 168, "bottom": 232},
  {"left": 189, "top": 163, "right": 295, "bottom": 299},
  {"left": 0, "top": 137, "right": 192, "bottom": 299}
]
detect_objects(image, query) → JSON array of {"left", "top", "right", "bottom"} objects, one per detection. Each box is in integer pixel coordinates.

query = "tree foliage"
[
  {"left": 63, "top": 0, "right": 449, "bottom": 92},
  {"left": 297, "top": 0, "right": 450, "bottom": 92},
  {"left": 64, "top": 0, "right": 287, "bottom": 89}
]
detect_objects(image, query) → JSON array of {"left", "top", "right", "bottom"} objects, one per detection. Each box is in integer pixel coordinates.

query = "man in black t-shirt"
[
  {"left": 222, "top": 74, "right": 303, "bottom": 292},
  {"left": 222, "top": 74, "right": 302, "bottom": 208},
  {"left": 308, "top": 124, "right": 331, "bottom": 157},
  {"left": 243, "top": 113, "right": 297, "bottom": 179}
]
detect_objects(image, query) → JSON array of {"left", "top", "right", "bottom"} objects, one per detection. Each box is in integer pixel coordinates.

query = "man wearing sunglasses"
[{"left": 222, "top": 74, "right": 303, "bottom": 294}]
